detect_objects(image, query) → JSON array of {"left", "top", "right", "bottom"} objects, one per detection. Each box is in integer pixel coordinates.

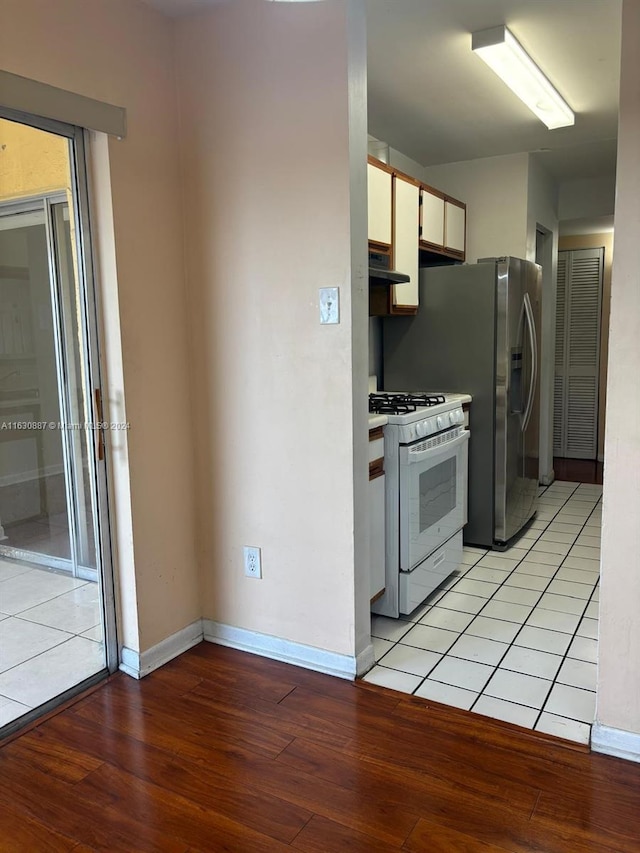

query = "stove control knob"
[
  {"left": 449, "top": 412, "right": 456, "bottom": 425},
  {"left": 456, "top": 409, "right": 465, "bottom": 424},
  {"left": 436, "top": 415, "right": 445, "bottom": 430},
  {"left": 416, "top": 420, "right": 429, "bottom": 438}
]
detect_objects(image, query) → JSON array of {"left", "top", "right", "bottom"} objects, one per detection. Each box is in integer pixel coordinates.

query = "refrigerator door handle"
[{"left": 522, "top": 292, "right": 538, "bottom": 432}]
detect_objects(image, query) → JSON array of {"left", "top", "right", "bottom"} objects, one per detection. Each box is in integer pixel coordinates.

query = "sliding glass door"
[{"left": 0, "top": 112, "right": 116, "bottom": 734}]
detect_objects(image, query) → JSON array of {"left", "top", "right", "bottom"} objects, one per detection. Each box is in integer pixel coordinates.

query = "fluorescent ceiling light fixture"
[{"left": 472, "top": 25, "right": 575, "bottom": 130}]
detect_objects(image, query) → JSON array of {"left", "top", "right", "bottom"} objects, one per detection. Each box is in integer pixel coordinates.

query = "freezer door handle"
[{"left": 522, "top": 292, "right": 537, "bottom": 432}]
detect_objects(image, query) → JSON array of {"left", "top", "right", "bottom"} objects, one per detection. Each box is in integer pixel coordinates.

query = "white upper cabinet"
[
  {"left": 368, "top": 157, "right": 467, "bottom": 315},
  {"left": 420, "top": 188, "right": 445, "bottom": 248},
  {"left": 367, "top": 162, "right": 392, "bottom": 246},
  {"left": 393, "top": 175, "right": 420, "bottom": 309},
  {"left": 420, "top": 186, "right": 466, "bottom": 259},
  {"left": 445, "top": 200, "right": 466, "bottom": 254}
]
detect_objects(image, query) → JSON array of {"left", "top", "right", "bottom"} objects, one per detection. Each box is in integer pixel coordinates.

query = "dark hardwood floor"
[
  {"left": 1, "top": 641, "right": 640, "bottom": 852},
  {"left": 553, "top": 457, "right": 604, "bottom": 485}
]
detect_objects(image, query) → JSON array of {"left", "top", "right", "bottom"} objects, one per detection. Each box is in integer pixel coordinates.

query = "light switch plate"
[{"left": 319, "top": 287, "right": 340, "bottom": 325}]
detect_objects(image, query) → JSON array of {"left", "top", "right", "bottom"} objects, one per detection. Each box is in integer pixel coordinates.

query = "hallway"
[{"left": 366, "top": 481, "right": 601, "bottom": 744}]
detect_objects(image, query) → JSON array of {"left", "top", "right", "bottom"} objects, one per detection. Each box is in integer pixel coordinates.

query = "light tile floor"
[
  {"left": 0, "top": 558, "right": 105, "bottom": 729},
  {"left": 365, "top": 481, "right": 601, "bottom": 745}
]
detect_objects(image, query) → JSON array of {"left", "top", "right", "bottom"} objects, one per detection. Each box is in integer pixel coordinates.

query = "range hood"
[
  {"left": 369, "top": 248, "right": 410, "bottom": 285},
  {"left": 369, "top": 266, "right": 410, "bottom": 285}
]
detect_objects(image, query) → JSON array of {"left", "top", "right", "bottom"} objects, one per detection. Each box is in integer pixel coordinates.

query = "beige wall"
[
  {"left": 597, "top": 0, "right": 640, "bottom": 739},
  {"left": 558, "top": 232, "right": 613, "bottom": 461},
  {"left": 176, "top": 0, "right": 369, "bottom": 658},
  {"left": 0, "top": 0, "right": 200, "bottom": 652}
]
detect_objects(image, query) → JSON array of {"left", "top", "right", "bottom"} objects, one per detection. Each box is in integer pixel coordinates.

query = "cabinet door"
[
  {"left": 369, "top": 473, "right": 386, "bottom": 600},
  {"left": 367, "top": 162, "right": 392, "bottom": 246},
  {"left": 420, "top": 188, "right": 445, "bottom": 248},
  {"left": 393, "top": 175, "right": 420, "bottom": 308},
  {"left": 445, "top": 200, "right": 466, "bottom": 254}
]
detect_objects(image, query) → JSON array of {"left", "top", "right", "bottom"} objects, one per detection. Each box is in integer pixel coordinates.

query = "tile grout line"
[
  {"left": 531, "top": 499, "right": 602, "bottom": 730},
  {"left": 372, "top": 483, "right": 600, "bottom": 730},
  {"left": 470, "top": 488, "right": 599, "bottom": 724},
  {"left": 478, "top": 492, "right": 598, "bottom": 718}
]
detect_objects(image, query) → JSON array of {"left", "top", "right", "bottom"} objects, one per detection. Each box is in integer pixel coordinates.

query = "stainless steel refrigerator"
[{"left": 382, "top": 257, "right": 541, "bottom": 549}]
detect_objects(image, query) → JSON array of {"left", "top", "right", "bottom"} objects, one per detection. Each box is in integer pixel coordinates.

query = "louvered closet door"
[{"left": 553, "top": 248, "right": 604, "bottom": 459}]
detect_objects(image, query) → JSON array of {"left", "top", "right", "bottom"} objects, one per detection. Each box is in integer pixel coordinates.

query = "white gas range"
[{"left": 370, "top": 392, "right": 471, "bottom": 619}]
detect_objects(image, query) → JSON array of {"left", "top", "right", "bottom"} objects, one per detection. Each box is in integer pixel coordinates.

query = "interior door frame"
[
  {"left": 0, "top": 105, "right": 118, "bottom": 676},
  {"left": 535, "top": 224, "right": 555, "bottom": 485}
]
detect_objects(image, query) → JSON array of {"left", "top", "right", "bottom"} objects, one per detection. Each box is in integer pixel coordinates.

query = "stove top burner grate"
[{"left": 369, "top": 393, "right": 446, "bottom": 415}]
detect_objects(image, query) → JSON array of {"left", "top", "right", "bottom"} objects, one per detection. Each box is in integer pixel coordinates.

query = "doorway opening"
[{"left": 0, "top": 112, "right": 116, "bottom": 736}]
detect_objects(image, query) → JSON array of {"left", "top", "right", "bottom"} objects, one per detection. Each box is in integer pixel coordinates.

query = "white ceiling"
[
  {"left": 141, "top": 0, "right": 622, "bottom": 185},
  {"left": 366, "top": 0, "right": 621, "bottom": 182}
]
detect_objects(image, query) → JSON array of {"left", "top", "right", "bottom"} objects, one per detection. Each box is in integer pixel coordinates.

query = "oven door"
[{"left": 399, "top": 429, "right": 469, "bottom": 572}]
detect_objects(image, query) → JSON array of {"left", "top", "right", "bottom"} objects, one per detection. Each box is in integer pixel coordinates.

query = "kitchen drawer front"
[
  {"left": 399, "top": 530, "right": 462, "bottom": 615},
  {"left": 368, "top": 436, "right": 384, "bottom": 464}
]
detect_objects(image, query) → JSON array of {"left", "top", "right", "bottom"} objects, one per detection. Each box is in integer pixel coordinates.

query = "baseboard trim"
[
  {"left": 591, "top": 723, "right": 640, "bottom": 763},
  {"left": 119, "top": 619, "right": 203, "bottom": 679},
  {"left": 356, "top": 642, "right": 375, "bottom": 677},
  {"left": 202, "top": 619, "right": 358, "bottom": 680}
]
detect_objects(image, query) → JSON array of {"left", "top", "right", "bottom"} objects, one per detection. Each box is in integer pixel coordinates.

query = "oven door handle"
[{"left": 404, "top": 430, "right": 469, "bottom": 465}]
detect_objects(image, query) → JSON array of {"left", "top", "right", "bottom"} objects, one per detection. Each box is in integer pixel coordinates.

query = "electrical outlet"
[{"left": 243, "top": 545, "right": 262, "bottom": 578}]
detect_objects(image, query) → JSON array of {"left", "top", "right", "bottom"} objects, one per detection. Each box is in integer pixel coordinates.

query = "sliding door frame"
[{"left": 0, "top": 105, "right": 118, "bottom": 678}]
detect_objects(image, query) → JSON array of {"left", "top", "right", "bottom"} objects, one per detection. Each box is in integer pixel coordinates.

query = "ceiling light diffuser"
[{"left": 472, "top": 25, "right": 575, "bottom": 130}]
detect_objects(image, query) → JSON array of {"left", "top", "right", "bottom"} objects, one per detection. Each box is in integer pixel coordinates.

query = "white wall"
[
  {"left": 423, "top": 153, "right": 529, "bottom": 263},
  {"left": 595, "top": 0, "right": 640, "bottom": 746},
  {"left": 558, "top": 175, "right": 616, "bottom": 222},
  {"left": 176, "top": 0, "right": 370, "bottom": 663}
]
